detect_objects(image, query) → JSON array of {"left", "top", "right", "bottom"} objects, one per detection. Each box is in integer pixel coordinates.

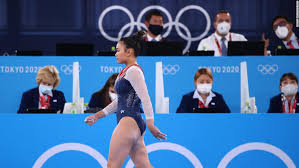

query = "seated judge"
[
  {"left": 263, "top": 16, "right": 299, "bottom": 56},
  {"left": 17, "top": 65, "right": 66, "bottom": 113},
  {"left": 197, "top": 10, "right": 247, "bottom": 56},
  {"left": 144, "top": 9, "right": 165, "bottom": 42},
  {"left": 88, "top": 73, "right": 118, "bottom": 110},
  {"left": 268, "top": 73, "right": 299, "bottom": 113},
  {"left": 176, "top": 68, "right": 231, "bottom": 113}
]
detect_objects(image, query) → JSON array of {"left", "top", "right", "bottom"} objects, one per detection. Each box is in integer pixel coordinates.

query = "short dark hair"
[
  {"left": 145, "top": 10, "right": 163, "bottom": 22},
  {"left": 280, "top": 73, "right": 298, "bottom": 86},
  {"left": 215, "top": 10, "right": 230, "bottom": 21},
  {"left": 272, "top": 15, "right": 292, "bottom": 26}
]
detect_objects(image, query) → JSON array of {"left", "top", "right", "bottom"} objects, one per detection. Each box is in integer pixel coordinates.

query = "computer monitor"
[
  {"left": 188, "top": 50, "right": 214, "bottom": 56},
  {"left": 227, "top": 41, "right": 265, "bottom": 56},
  {"left": 144, "top": 41, "right": 184, "bottom": 56},
  {"left": 275, "top": 49, "right": 299, "bottom": 56},
  {"left": 97, "top": 51, "right": 116, "bottom": 56},
  {"left": 15, "top": 50, "right": 43, "bottom": 56},
  {"left": 56, "top": 43, "right": 94, "bottom": 56}
]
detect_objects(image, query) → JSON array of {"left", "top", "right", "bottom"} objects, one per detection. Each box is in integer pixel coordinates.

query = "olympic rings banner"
[
  {"left": 98, "top": 5, "right": 211, "bottom": 54},
  {"left": 0, "top": 114, "right": 298, "bottom": 168},
  {"left": 1, "top": 56, "right": 299, "bottom": 114}
]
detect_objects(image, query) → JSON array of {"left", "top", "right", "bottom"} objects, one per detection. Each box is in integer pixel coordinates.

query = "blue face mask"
[{"left": 39, "top": 84, "right": 53, "bottom": 95}]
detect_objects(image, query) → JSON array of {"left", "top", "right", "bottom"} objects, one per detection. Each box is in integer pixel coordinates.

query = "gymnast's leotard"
[{"left": 102, "top": 64, "right": 154, "bottom": 135}]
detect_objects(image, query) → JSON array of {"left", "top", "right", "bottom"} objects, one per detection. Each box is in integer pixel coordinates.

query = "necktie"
[
  {"left": 152, "top": 39, "right": 157, "bottom": 42},
  {"left": 221, "top": 37, "right": 227, "bottom": 56},
  {"left": 287, "top": 41, "right": 294, "bottom": 49}
]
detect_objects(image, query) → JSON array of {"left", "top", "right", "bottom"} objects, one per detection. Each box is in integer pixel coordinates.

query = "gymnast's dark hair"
[{"left": 119, "top": 30, "right": 146, "bottom": 57}]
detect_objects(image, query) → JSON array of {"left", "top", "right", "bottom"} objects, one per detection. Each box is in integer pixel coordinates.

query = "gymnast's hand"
[
  {"left": 84, "top": 114, "right": 99, "bottom": 126},
  {"left": 147, "top": 120, "right": 167, "bottom": 140}
]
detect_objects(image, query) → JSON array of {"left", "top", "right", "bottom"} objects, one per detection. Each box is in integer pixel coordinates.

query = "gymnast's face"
[{"left": 115, "top": 41, "right": 130, "bottom": 64}]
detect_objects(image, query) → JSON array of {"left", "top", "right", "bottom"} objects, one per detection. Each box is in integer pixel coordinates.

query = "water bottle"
[
  {"left": 71, "top": 102, "right": 77, "bottom": 114},
  {"left": 244, "top": 102, "right": 250, "bottom": 113},
  {"left": 83, "top": 103, "right": 89, "bottom": 113}
]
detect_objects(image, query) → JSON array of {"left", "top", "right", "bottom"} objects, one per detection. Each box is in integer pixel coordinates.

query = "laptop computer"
[
  {"left": 27, "top": 109, "right": 58, "bottom": 114},
  {"left": 193, "top": 107, "right": 218, "bottom": 113},
  {"left": 97, "top": 51, "right": 116, "bottom": 56},
  {"left": 188, "top": 50, "right": 214, "bottom": 56},
  {"left": 144, "top": 41, "right": 184, "bottom": 56},
  {"left": 275, "top": 49, "right": 299, "bottom": 55},
  {"left": 227, "top": 41, "right": 265, "bottom": 56},
  {"left": 15, "top": 50, "right": 43, "bottom": 56},
  {"left": 56, "top": 43, "right": 94, "bottom": 56}
]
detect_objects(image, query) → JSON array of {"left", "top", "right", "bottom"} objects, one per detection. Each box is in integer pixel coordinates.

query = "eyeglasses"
[{"left": 273, "top": 21, "right": 288, "bottom": 30}]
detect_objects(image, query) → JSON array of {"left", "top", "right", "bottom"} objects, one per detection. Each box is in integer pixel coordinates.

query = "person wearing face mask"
[
  {"left": 268, "top": 73, "right": 299, "bottom": 113},
  {"left": 144, "top": 9, "right": 165, "bottom": 42},
  {"left": 176, "top": 68, "right": 230, "bottom": 113},
  {"left": 262, "top": 16, "right": 299, "bottom": 56},
  {"left": 17, "top": 66, "right": 66, "bottom": 113},
  {"left": 197, "top": 10, "right": 247, "bottom": 56},
  {"left": 89, "top": 73, "right": 118, "bottom": 111}
]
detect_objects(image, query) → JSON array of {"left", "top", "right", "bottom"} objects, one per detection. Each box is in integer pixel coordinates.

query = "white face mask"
[
  {"left": 281, "top": 84, "right": 298, "bottom": 96},
  {"left": 109, "top": 92, "right": 117, "bottom": 100},
  {"left": 39, "top": 84, "right": 53, "bottom": 95},
  {"left": 275, "top": 26, "right": 289, "bottom": 39},
  {"left": 217, "top": 21, "right": 231, "bottom": 35},
  {"left": 197, "top": 84, "right": 212, "bottom": 94}
]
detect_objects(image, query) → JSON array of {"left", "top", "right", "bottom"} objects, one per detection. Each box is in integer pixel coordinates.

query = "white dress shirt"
[
  {"left": 282, "top": 32, "right": 299, "bottom": 49},
  {"left": 146, "top": 33, "right": 162, "bottom": 42},
  {"left": 197, "top": 32, "right": 247, "bottom": 56},
  {"left": 193, "top": 90, "right": 216, "bottom": 107}
]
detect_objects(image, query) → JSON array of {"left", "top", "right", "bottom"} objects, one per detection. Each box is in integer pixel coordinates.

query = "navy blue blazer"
[
  {"left": 176, "top": 91, "right": 231, "bottom": 113},
  {"left": 17, "top": 87, "right": 66, "bottom": 113},
  {"left": 268, "top": 31, "right": 299, "bottom": 55},
  {"left": 268, "top": 92, "right": 299, "bottom": 113}
]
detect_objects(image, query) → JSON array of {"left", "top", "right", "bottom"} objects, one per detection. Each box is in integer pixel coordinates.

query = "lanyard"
[
  {"left": 215, "top": 33, "right": 232, "bottom": 56},
  {"left": 198, "top": 99, "right": 209, "bottom": 108},
  {"left": 282, "top": 95, "right": 297, "bottom": 113},
  {"left": 118, "top": 64, "right": 143, "bottom": 79},
  {"left": 39, "top": 94, "right": 51, "bottom": 109}
]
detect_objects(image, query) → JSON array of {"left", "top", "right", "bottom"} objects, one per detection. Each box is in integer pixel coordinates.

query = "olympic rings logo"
[
  {"left": 32, "top": 142, "right": 295, "bottom": 168},
  {"left": 257, "top": 64, "right": 279, "bottom": 75},
  {"left": 163, "top": 64, "right": 180, "bottom": 75},
  {"left": 98, "top": 5, "right": 211, "bottom": 54},
  {"left": 60, "top": 65, "right": 82, "bottom": 75}
]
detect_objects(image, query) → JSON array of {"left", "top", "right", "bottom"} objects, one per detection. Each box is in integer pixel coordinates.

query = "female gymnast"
[{"left": 85, "top": 33, "right": 166, "bottom": 168}]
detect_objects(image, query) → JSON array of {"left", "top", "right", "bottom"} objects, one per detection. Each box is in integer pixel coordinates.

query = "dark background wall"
[{"left": 0, "top": 0, "right": 296, "bottom": 55}]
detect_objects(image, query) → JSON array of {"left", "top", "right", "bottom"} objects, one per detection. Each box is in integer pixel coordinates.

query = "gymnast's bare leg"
[
  {"left": 129, "top": 133, "right": 153, "bottom": 168},
  {"left": 107, "top": 117, "right": 152, "bottom": 168}
]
